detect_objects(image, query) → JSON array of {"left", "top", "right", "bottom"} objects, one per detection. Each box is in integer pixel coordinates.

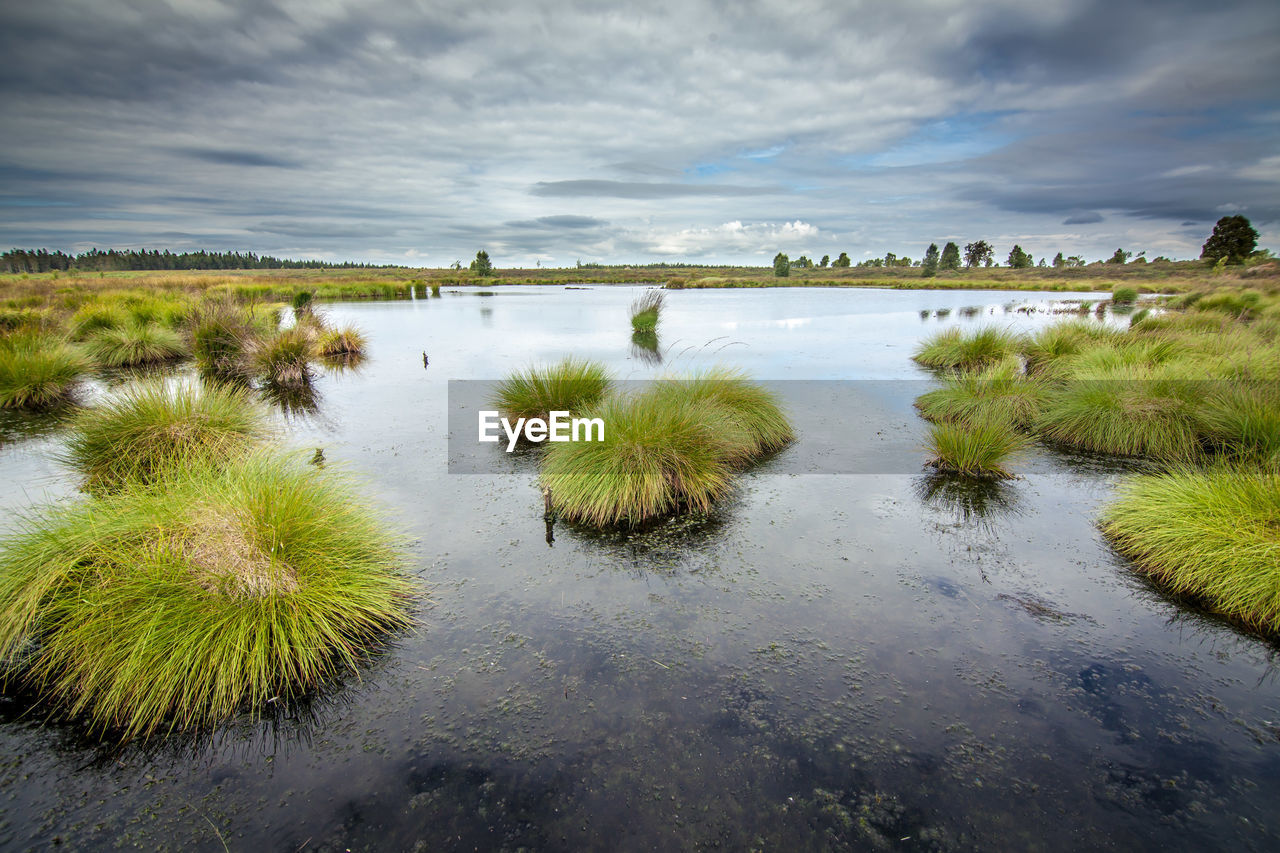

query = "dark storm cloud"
[
  {"left": 174, "top": 148, "right": 301, "bottom": 169},
  {"left": 1063, "top": 213, "right": 1104, "bottom": 225},
  {"left": 531, "top": 181, "right": 784, "bottom": 199}
]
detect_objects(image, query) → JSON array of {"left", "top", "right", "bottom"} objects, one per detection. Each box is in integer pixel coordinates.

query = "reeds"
[
  {"left": 492, "top": 358, "right": 612, "bottom": 422},
  {"left": 61, "top": 380, "right": 270, "bottom": 493},
  {"left": 0, "top": 452, "right": 413, "bottom": 738},
  {"left": 1100, "top": 467, "right": 1280, "bottom": 634},
  {"left": 630, "top": 290, "right": 665, "bottom": 333}
]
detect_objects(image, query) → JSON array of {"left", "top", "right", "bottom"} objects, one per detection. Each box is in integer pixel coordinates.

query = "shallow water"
[{"left": 2, "top": 286, "right": 1277, "bottom": 852}]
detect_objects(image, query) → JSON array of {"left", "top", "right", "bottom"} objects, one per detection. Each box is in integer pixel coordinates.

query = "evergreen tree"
[
  {"left": 773, "top": 252, "right": 790, "bottom": 277},
  {"left": 470, "top": 250, "right": 493, "bottom": 276},
  {"left": 832, "top": 252, "right": 851, "bottom": 268},
  {"left": 1006, "top": 245, "right": 1033, "bottom": 269},
  {"left": 1200, "top": 215, "right": 1258, "bottom": 265},
  {"left": 939, "top": 242, "right": 961, "bottom": 271},
  {"left": 921, "top": 243, "right": 939, "bottom": 277}
]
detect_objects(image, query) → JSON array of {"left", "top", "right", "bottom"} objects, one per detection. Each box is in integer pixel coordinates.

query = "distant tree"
[
  {"left": 773, "top": 252, "right": 790, "bottom": 277},
  {"left": 470, "top": 250, "right": 493, "bottom": 276},
  {"left": 1065, "top": 255, "right": 1086, "bottom": 268},
  {"left": 1038, "top": 258, "right": 1047, "bottom": 267},
  {"left": 1106, "top": 248, "right": 1131, "bottom": 265},
  {"left": 1006, "top": 244, "right": 1033, "bottom": 269},
  {"left": 884, "top": 252, "right": 897, "bottom": 267},
  {"left": 1201, "top": 215, "right": 1259, "bottom": 265},
  {"left": 939, "top": 242, "right": 961, "bottom": 271},
  {"left": 794, "top": 255, "right": 813, "bottom": 269},
  {"left": 963, "top": 240, "right": 993, "bottom": 269},
  {"left": 819, "top": 254, "right": 830, "bottom": 268},
  {"left": 1052, "top": 252, "right": 1064, "bottom": 268},
  {"left": 921, "top": 243, "right": 940, "bottom": 277},
  {"left": 832, "top": 252, "right": 850, "bottom": 268}
]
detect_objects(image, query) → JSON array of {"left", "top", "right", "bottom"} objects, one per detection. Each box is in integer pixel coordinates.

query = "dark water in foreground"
[{"left": 1, "top": 286, "right": 1277, "bottom": 851}]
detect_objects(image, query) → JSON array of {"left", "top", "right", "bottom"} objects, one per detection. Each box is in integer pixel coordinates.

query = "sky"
[{"left": 1, "top": 0, "right": 1278, "bottom": 267}]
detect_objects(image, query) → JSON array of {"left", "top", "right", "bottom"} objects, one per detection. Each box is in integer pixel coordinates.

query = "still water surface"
[{"left": 1, "top": 286, "right": 1277, "bottom": 851}]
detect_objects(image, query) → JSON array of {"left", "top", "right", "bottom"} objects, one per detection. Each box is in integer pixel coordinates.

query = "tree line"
[{"left": 2, "top": 248, "right": 388, "bottom": 274}]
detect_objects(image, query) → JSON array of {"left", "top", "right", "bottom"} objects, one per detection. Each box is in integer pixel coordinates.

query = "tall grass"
[
  {"left": 191, "top": 302, "right": 262, "bottom": 379},
  {"left": 492, "top": 358, "right": 612, "bottom": 421},
  {"left": 251, "top": 328, "right": 315, "bottom": 387},
  {"left": 0, "top": 334, "right": 90, "bottom": 409},
  {"left": 1112, "top": 286, "right": 1138, "bottom": 305},
  {"left": 913, "top": 326, "right": 1024, "bottom": 372},
  {"left": 1033, "top": 372, "right": 1202, "bottom": 461},
  {"left": 1196, "top": 381, "right": 1280, "bottom": 469},
  {"left": 915, "top": 362, "right": 1047, "bottom": 428},
  {"left": 630, "top": 290, "right": 665, "bottom": 333},
  {"left": 541, "top": 393, "right": 739, "bottom": 525},
  {"left": 643, "top": 368, "right": 793, "bottom": 462},
  {"left": 1022, "top": 321, "right": 1116, "bottom": 376},
  {"left": 1101, "top": 467, "right": 1280, "bottom": 634},
  {"left": 84, "top": 321, "right": 188, "bottom": 367},
  {"left": 317, "top": 325, "right": 367, "bottom": 358},
  {"left": 923, "top": 417, "right": 1026, "bottom": 479},
  {"left": 61, "top": 380, "right": 270, "bottom": 493},
  {"left": 0, "top": 452, "right": 414, "bottom": 738}
]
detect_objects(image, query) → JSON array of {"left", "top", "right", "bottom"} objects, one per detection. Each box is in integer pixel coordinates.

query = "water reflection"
[
  {"left": 259, "top": 377, "right": 322, "bottom": 418},
  {"left": 914, "top": 471, "right": 1021, "bottom": 528},
  {"left": 629, "top": 330, "right": 663, "bottom": 365}
]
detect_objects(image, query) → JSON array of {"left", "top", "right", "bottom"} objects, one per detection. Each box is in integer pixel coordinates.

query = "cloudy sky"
[{"left": 2, "top": 0, "right": 1278, "bottom": 266}]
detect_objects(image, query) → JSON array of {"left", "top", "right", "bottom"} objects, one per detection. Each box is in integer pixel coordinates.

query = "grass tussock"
[
  {"left": 1033, "top": 373, "right": 1203, "bottom": 461},
  {"left": 0, "top": 452, "right": 414, "bottom": 738},
  {"left": 0, "top": 333, "right": 90, "bottom": 409},
  {"left": 492, "top": 358, "right": 612, "bottom": 421},
  {"left": 61, "top": 380, "right": 270, "bottom": 493},
  {"left": 251, "top": 328, "right": 315, "bottom": 387},
  {"left": 630, "top": 290, "right": 665, "bottom": 333},
  {"left": 1101, "top": 468, "right": 1280, "bottom": 634},
  {"left": 915, "top": 362, "right": 1048, "bottom": 428},
  {"left": 84, "top": 321, "right": 188, "bottom": 367},
  {"left": 643, "top": 368, "right": 793, "bottom": 463},
  {"left": 317, "top": 325, "right": 367, "bottom": 358},
  {"left": 924, "top": 418, "right": 1026, "bottom": 479},
  {"left": 913, "top": 326, "right": 1024, "bottom": 372}
]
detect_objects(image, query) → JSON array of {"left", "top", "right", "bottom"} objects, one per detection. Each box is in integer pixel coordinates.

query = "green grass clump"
[
  {"left": 61, "top": 381, "right": 270, "bottom": 493},
  {"left": 1112, "top": 286, "right": 1138, "bottom": 305},
  {"left": 316, "top": 325, "right": 367, "bottom": 358},
  {"left": 69, "top": 304, "right": 129, "bottom": 339},
  {"left": 0, "top": 453, "right": 414, "bottom": 738},
  {"left": 1033, "top": 372, "right": 1202, "bottom": 461},
  {"left": 915, "top": 362, "right": 1047, "bottom": 428},
  {"left": 191, "top": 303, "right": 261, "bottom": 379},
  {"left": 923, "top": 417, "right": 1026, "bottom": 479},
  {"left": 630, "top": 290, "right": 665, "bottom": 333},
  {"left": 492, "top": 358, "right": 612, "bottom": 422},
  {"left": 643, "top": 368, "right": 793, "bottom": 462},
  {"left": 251, "top": 328, "right": 314, "bottom": 387},
  {"left": 913, "top": 326, "right": 1024, "bottom": 372},
  {"left": 84, "top": 321, "right": 188, "bottom": 367},
  {"left": 1196, "top": 382, "right": 1280, "bottom": 469},
  {"left": 1022, "top": 321, "right": 1116, "bottom": 375},
  {"left": 1195, "top": 289, "right": 1262, "bottom": 319},
  {"left": 541, "top": 393, "right": 739, "bottom": 525},
  {"left": 0, "top": 334, "right": 90, "bottom": 409},
  {"left": 1100, "top": 467, "right": 1280, "bottom": 634}
]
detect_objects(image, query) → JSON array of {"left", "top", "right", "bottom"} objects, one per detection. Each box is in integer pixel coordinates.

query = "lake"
[{"left": 1, "top": 285, "right": 1277, "bottom": 851}]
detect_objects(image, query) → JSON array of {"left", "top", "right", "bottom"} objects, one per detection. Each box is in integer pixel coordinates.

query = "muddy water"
[{"left": 1, "top": 286, "right": 1277, "bottom": 852}]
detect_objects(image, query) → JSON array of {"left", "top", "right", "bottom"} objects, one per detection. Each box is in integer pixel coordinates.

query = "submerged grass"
[
  {"left": 492, "top": 357, "right": 612, "bottom": 421},
  {"left": 913, "top": 326, "right": 1024, "bottom": 372},
  {"left": 1101, "top": 467, "right": 1280, "bottom": 634},
  {"left": 0, "top": 452, "right": 414, "bottom": 738},
  {"left": 924, "top": 417, "right": 1026, "bottom": 479},
  {"left": 0, "top": 333, "right": 90, "bottom": 409},
  {"left": 61, "top": 380, "right": 270, "bottom": 493}
]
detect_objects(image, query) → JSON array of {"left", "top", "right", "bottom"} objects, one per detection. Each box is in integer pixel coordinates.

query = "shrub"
[
  {"left": 1100, "top": 467, "right": 1280, "bottom": 634},
  {"left": 0, "top": 453, "right": 414, "bottom": 738},
  {"left": 923, "top": 417, "right": 1026, "bottom": 479},
  {"left": 492, "top": 358, "right": 612, "bottom": 422},
  {"left": 0, "top": 334, "right": 90, "bottom": 409},
  {"left": 61, "top": 380, "right": 270, "bottom": 493}
]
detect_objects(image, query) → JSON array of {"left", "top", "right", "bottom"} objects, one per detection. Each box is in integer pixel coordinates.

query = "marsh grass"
[
  {"left": 316, "top": 325, "right": 367, "bottom": 358},
  {"left": 0, "top": 452, "right": 414, "bottom": 738},
  {"left": 541, "top": 394, "right": 739, "bottom": 525},
  {"left": 0, "top": 333, "right": 90, "bottom": 409},
  {"left": 251, "top": 328, "right": 315, "bottom": 387},
  {"left": 69, "top": 304, "right": 130, "bottom": 340},
  {"left": 84, "top": 322, "right": 188, "bottom": 367},
  {"left": 1101, "top": 467, "right": 1280, "bottom": 634},
  {"left": 492, "top": 358, "right": 612, "bottom": 421},
  {"left": 643, "top": 368, "right": 793, "bottom": 463},
  {"left": 630, "top": 290, "right": 665, "bottom": 333},
  {"left": 915, "top": 362, "right": 1048, "bottom": 428},
  {"left": 913, "top": 326, "right": 1024, "bottom": 372},
  {"left": 191, "top": 302, "right": 264, "bottom": 379},
  {"left": 1112, "top": 286, "right": 1138, "bottom": 305},
  {"left": 1033, "top": 373, "right": 1203, "bottom": 461},
  {"left": 924, "top": 417, "right": 1026, "bottom": 479},
  {"left": 1196, "top": 381, "right": 1280, "bottom": 469},
  {"left": 61, "top": 380, "right": 270, "bottom": 493}
]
